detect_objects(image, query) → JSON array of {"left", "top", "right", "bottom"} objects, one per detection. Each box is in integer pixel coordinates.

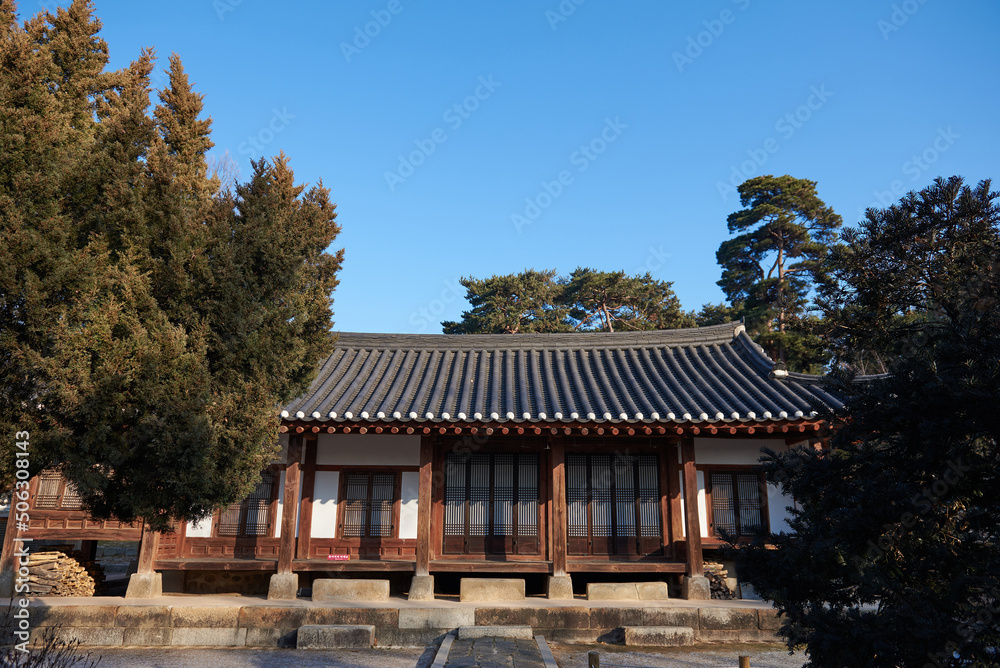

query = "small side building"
[{"left": 0, "top": 322, "right": 838, "bottom": 600}]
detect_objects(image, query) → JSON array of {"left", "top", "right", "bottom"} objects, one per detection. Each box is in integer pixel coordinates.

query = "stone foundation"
[
  {"left": 459, "top": 578, "right": 525, "bottom": 602},
  {"left": 587, "top": 582, "right": 669, "bottom": 601},
  {"left": 311, "top": 579, "right": 389, "bottom": 602},
  {"left": 407, "top": 575, "right": 434, "bottom": 601},
  {"left": 4, "top": 602, "right": 784, "bottom": 648},
  {"left": 125, "top": 573, "right": 162, "bottom": 599}
]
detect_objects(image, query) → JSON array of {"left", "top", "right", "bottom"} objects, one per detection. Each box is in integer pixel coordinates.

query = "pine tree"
[
  {"left": 716, "top": 175, "right": 840, "bottom": 371},
  {"left": 561, "top": 268, "right": 694, "bottom": 332},
  {"left": 442, "top": 268, "right": 694, "bottom": 334},
  {"left": 442, "top": 269, "right": 569, "bottom": 334}
]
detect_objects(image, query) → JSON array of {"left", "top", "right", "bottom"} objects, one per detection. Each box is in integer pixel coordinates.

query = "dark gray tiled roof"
[{"left": 282, "top": 322, "right": 842, "bottom": 424}]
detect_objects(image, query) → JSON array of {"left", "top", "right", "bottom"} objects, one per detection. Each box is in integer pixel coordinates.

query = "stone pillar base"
[
  {"left": 125, "top": 572, "right": 162, "bottom": 598},
  {"left": 0, "top": 571, "right": 14, "bottom": 598},
  {"left": 267, "top": 573, "right": 299, "bottom": 600},
  {"left": 546, "top": 575, "right": 574, "bottom": 600},
  {"left": 681, "top": 575, "right": 711, "bottom": 600},
  {"left": 407, "top": 575, "right": 434, "bottom": 601}
]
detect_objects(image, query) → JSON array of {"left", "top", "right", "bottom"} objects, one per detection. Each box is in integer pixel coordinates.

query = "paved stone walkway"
[{"left": 445, "top": 637, "right": 546, "bottom": 668}]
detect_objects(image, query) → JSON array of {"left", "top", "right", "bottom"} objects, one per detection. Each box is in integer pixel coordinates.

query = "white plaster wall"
[
  {"left": 274, "top": 470, "right": 304, "bottom": 538},
  {"left": 678, "top": 470, "right": 686, "bottom": 537},
  {"left": 693, "top": 437, "right": 786, "bottom": 465},
  {"left": 693, "top": 437, "right": 798, "bottom": 534},
  {"left": 310, "top": 470, "right": 340, "bottom": 539},
  {"left": 399, "top": 472, "right": 419, "bottom": 539},
  {"left": 316, "top": 434, "right": 420, "bottom": 466},
  {"left": 767, "top": 483, "right": 795, "bottom": 533},
  {"left": 186, "top": 517, "right": 212, "bottom": 538},
  {"left": 697, "top": 470, "right": 709, "bottom": 538},
  {"left": 676, "top": 470, "right": 709, "bottom": 538}
]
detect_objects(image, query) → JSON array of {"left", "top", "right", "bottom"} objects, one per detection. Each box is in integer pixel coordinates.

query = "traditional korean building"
[{"left": 0, "top": 321, "right": 839, "bottom": 600}]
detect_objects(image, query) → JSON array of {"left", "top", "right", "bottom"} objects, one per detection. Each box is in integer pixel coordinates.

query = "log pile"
[
  {"left": 23, "top": 551, "right": 98, "bottom": 596},
  {"left": 704, "top": 560, "right": 737, "bottom": 600}
]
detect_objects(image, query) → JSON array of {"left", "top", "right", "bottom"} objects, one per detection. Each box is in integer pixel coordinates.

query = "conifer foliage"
[
  {"left": 713, "top": 175, "right": 841, "bottom": 372},
  {"left": 0, "top": 1, "right": 343, "bottom": 531},
  {"left": 735, "top": 178, "right": 1000, "bottom": 667},
  {"left": 442, "top": 268, "right": 694, "bottom": 334}
]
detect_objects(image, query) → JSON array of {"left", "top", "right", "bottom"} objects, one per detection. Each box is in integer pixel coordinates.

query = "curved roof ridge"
[{"left": 332, "top": 321, "right": 744, "bottom": 351}]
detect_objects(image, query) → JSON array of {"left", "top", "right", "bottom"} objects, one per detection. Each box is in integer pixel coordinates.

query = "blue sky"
[{"left": 51, "top": 0, "right": 1000, "bottom": 333}]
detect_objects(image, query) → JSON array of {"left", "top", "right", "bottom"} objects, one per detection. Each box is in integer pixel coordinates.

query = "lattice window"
[
  {"left": 217, "top": 471, "right": 277, "bottom": 538},
  {"left": 31, "top": 471, "right": 84, "bottom": 511},
  {"left": 565, "top": 453, "right": 662, "bottom": 550},
  {"left": 443, "top": 452, "right": 539, "bottom": 540},
  {"left": 341, "top": 471, "right": 396, "bottom": 538},
  {"left": 61, "top": 481, "right": 82, "bottom": 510},
  {"left": 34, "top": 471, "right": 63, "bottom": 509},
  {"left": 709, "top": 471, "right": 764, "bottom": 538}
]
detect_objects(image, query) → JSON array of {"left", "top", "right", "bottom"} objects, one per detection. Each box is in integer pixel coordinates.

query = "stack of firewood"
[
  {"left": 23, "top": 551, "right": 97, "bottom": 596},
  {"left": 704, "top": 561, "right": 736, "bottom": 600}
]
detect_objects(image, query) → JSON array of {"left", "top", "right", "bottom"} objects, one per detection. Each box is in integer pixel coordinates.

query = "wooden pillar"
[
  {"left": 666, "top": 442, "right": 684, "bottom": 560},
  {"left": 415, "top": 435, "right": 434, "bottom": 577},
  {"left": 297, "top": 437, "right": 318, "bottom": 560},
  {"left": 549, "top": 435, "right": 567, "bottom": 577},
  {"left": 136, "top": 523, "right": 160, "bottom": 574},
  {"left": 0, "top": 487, "right": 22, "bottom": 581},
  {"left": 277, "top": 434, "right": 303, "bottom": 575},
  {"left": 680, "top": 438, "right": 704, "bottom": 576}
]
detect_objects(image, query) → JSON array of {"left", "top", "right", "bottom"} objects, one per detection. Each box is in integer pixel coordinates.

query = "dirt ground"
[
  {"left": 80, "top": 642, "right": 806, "bottom": 668},
  {"left": 548, "top": 642, "right": 806, "bottom": 668}
]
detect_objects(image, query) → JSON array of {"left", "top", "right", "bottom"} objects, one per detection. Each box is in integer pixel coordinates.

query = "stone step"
[
  {"left": 459, "top": 578, "right": 525, "bottom": 602},
  {"left": 457, "top": 626, "right": 533, "bottom": 639},
  {"left": 311, "top": 578, "right": 390, "bottom": 602},
  {"left": 587, "top": 581, "right": 669, "bottom": 601},
  {"left": 623, "top": 626, "right": 695, "bottom": 647},
  {"left": 296, "top": 624, "right": 375, "bottom": 649}
]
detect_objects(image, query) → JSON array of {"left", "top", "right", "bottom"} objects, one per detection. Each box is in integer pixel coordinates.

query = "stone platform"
[{"left": 1, "top": 595, "right": 782, "bottom": 649}]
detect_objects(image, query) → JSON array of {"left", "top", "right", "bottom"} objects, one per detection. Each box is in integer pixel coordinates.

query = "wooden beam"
[
  {"left": 276, "top": 435, "right": 302, "bottom": 575},
  {"left": 680, "top": 438, "right": 704, "bottom": 577},
  {"left": 429, "top": 559, "right": 551, "bottom": 573},
  {"left": 565, "top": 560, "right": 687, "bottom": 573},
  {"left": 415, "top": 435, "right": 434, "bottom": 577},
  {"left": 136, "top": 523, "right": 160, "bottom": 574},
  {"left": 549, "top": 435, "right": 567, "bottom": 577}
]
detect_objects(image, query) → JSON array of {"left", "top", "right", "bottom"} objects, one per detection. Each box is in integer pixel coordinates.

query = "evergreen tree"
[
  {"left": 442, "top": 268, "right": 693, "bottom": 334},
  {"left": 716, "top": 175, "right": 840, "bottom": 370},
  {"left": 442, "top": 269, "right": 569, "bottom": 334},
  {"left": 0, "top": 1, "right": 342, "bottom": 530},
  {"left": 561, "top": 268, "right": 694, "bottom": 332},
  {"left": 735, "top": 177, "right": 1000, "bottom": 668}
]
